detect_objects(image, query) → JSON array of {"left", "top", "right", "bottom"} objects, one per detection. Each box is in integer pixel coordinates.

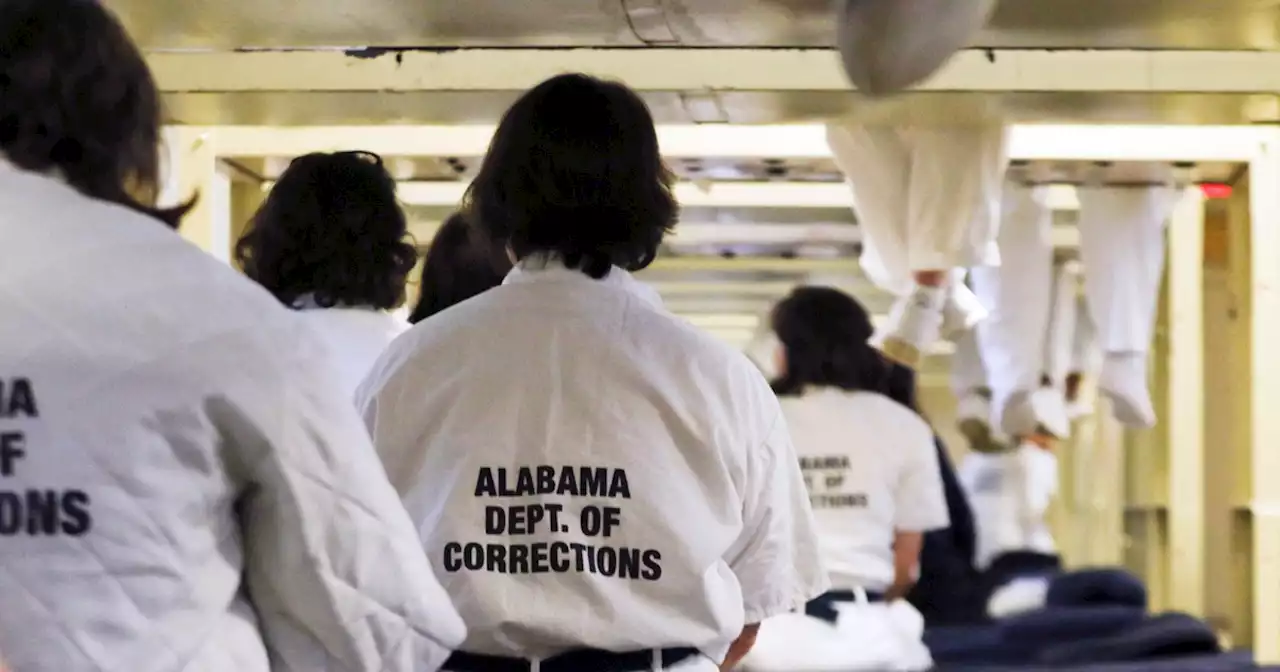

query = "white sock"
[
  {"left": 1100, "top": 352, "right": 1155, "bottom": 427},
  {"left": 877, "top": 285, "right": 946, "bottom": 368},
  {"left": 1028, "top": 387, "right": 1071, "bottom": 439},
  {"left": 996, "top": 387, "right": 1070, "bottom": 439}
]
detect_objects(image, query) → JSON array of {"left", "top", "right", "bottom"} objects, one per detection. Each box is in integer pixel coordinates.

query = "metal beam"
[
  {"left": 202, "top": 123, "right": 1268, "bottom": 163},
  {"left": 410, "top": 217, "right": 1083, "bottom": 247},
  {"left": 149, "top": 48, "right": 1280, "bottom": 94},
  {"left": 644, "top": 256, "right": 858, "bottom": 274},
  {"left": 397, "top": 181, "right": 1085, "bottom": 210}
]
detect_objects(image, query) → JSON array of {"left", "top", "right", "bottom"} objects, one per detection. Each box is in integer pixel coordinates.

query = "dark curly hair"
[
  {"left": 0, "top": 0, "right": 193, "bottom": 228},
  {"left": 409, "top": 212, "right": 511, "bottom": 324},
  {"left": 770, "top": 285, "right": 891, "bottom": 397},
  {"left": 462, "top": 73, "right": 678, "bottom": 280},
  {"left": 234, "top": 151, "right": 417, "bottom": 310}
]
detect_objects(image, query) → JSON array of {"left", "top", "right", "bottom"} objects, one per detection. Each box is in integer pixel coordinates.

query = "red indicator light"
[{"left": 1200, "top": 183, "right": 1233, "bottom": 199}]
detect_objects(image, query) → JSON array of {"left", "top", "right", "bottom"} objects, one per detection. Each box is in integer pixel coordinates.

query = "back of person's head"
[
  {"left": 234, "top": 150, "right": 417, "bottom": 310},
  {"left": 770, "top": 285, "right": 890, "bottom": 396},
  {"left": 409, "top": 212, "right": 511, "bottom": 323},
  {"left": 462, "top": 73, "right": 678, "bottom": 280},
  {"left": 0, "top": 0, "right": 192, "bottom": 227}
]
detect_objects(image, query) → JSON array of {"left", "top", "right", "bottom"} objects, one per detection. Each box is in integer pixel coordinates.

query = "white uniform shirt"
[
  {"left": 357, "top": 259, "right": 829, "bottom": 661},
  {"left": 0, "top": 161, "right": 465, "bottom": 672},
  {"left": 778, "top": 388, "right": 950, "bottom": 593},
  {"left": 958, "top": 442, "right": 1059, "bottom": 569},
  {"left": 292, "top": 302, "right": 410, "bottom": 398}
]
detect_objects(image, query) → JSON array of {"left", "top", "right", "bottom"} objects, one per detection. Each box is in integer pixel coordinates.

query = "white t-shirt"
[
  {"left": 293, "top": 304, "right": 409, "bottom": 399},
  {"left": 0, "top": 160, "right": 464, "bottom": 672},
  {"left": 356, "top": 258, "right": 829, "bottom": 661},
  {"left": 778, "top": 388, "right": 950, "bottom": 593},
  {"left": 958, "top": 442, "right": 1059, "bottom": 570}
]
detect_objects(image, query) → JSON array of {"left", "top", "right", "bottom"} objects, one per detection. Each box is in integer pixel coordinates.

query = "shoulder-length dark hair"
[
  {"left": 770, "top": 285, "right": 891, "bottom": 397},
  {"left": 462, "top": 73, "right": 678, "bottom": 280},
  {"left": 0, "top": 0, "right": 193, "bottom": 227},
  {"left": 408, "top": 212, "right": 511, "bottom": 324},
  {"left": 234, "top": 150, "right": 418, "bottom": 310}
]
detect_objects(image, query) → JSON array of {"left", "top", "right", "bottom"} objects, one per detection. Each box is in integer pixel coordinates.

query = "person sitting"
[
  {"left": 235, "top": 150, "right": 418, "bottom": 396},
  {"left": 882, "top": 363, "right": 987, "bottom": 627},
  {"left": 356, "top": 73, "right": 827, "bottom": 672},
  {"left": 740, "top": 286, "right": 946, "bottom": 671},
  {"left": 0, "top": 2, "right": 464, "bottom": 670},
  {"left": 959, "top": 420, "right": 1061, "bottom": 579},
  {"left": 408, "top": 212, "right": 511, "bottom": 324}
]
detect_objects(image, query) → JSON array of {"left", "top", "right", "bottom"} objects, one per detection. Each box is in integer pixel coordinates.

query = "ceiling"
[
  {"left": 120, "top": 0, "right": 1280, "bottom": 50},
  {"left": 144, "top": 0, "right": 1254, "bottom": 358}
]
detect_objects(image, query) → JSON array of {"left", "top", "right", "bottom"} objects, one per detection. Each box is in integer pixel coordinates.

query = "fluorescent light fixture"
[
  {"left": 395, "top": 181, "right": 1084, "bottom": 211},
  {"left": 212, "top": 124, "right": 1267, "bottom": 163}
]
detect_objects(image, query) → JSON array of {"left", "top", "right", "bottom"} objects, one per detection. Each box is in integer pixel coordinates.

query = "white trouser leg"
[
  {"left": 971, "top": 185, "right": 1057, "bottom": 437},
  {"left": 826, "top": 122, "right": 1010, "bottom": 368},
  {"left": 906, "top": 125, "right": 1011, "bottom": 349},
  {"left": 827, "top": 121, "right": 913, "bottom": 295},
  {"left": 1029, "top": 261, "right": 1082, "bottom": 435},
  {"left": 1043, "top": 261, "right": 1082, "bottom": 388},
  {"left": 1070, "top": 292, "right": 1102, "bottom": 376},
  {"left": 827, "top": 121, "right": 939, "bottom": 368},
  {"left": 951, "top": 325, "right": 989, "bottom": 396},
  {"left": 903, "top": 124, "right": 1011, "bottom": 272},
  {"left": 1064, "top": 292, "right": 1101, "bottom": 419},
  {"left": 1077, "top": 185, "right": 1181, "bottom": 427},
  {"left": 952, "top": 326, "right": 1000, "bottom": 451}
]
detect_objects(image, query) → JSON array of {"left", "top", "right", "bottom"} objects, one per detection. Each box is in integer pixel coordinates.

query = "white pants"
[
  {"left": 1042, "top": 262, "right": 1082, "bottom": 387},
  {"left": 970, "top": 186, "right": 1055, "bottom": 428},
  {"left": 740, "top": 600, "right": 932, "bottom": 672},
  {"left": 826, "top": 121, "right": 1011, "bottom": 295},
  {"left": 950, "top": 326, "right": 989, "bottom": 395},
  {"left": 1076, "top": 186, "right": 1181, "bottom": 357},
  {"left": 1071, "top": 292, "right": 1101, "bottom": 375}
]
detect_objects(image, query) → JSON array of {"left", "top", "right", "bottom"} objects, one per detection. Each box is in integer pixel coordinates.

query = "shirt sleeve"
[
  {"left": 224, "top": 329, "right": 466, "bottom": 672},
  {"left": 724, "top": 409, "right": 831, "bottom": 624},
  {"left": 893, "top": 419, "right": 951, "bottom": 533}
]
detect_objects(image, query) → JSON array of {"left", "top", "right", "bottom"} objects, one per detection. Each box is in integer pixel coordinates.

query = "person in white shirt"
[
  {"left": 959, "top": 423, "right": 1061, "bottom": 571},
  {"left": 0, "top": 2, "right": 465, "bottom": 670},
  {"left": 235, "top": 150, "right": 417, "bottom": 397},
  {"left": 408, "top": 212, "right": 511, "bottom": 324},
  {"left": 356, "top": 73, "right": 828, "bottom": 672},
  {"left": 768, "top": 286, "right": 951, "bottom": 607},
  {"left": 738, "top": 286, "right": 947, "bottom": 672}
]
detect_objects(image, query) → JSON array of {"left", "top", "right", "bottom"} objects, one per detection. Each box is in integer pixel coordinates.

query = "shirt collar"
[
  {"left": 502, "top": 254, "right": 663, "bottom": 309},
  {"left": 0, "top": 153, "right": 66, "bottom": 182},
  {"left": 291, "top": 293, "right": 384, "bottom": 312}
]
